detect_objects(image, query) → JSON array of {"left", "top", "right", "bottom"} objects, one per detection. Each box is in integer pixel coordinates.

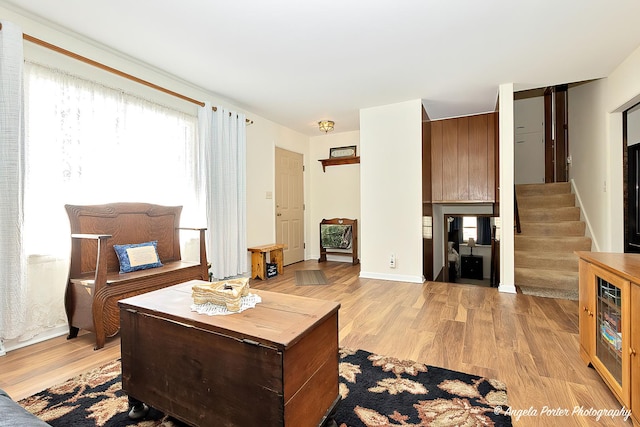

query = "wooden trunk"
[{"left": 119, "top": 281, "right": 340, "bottom": 427}]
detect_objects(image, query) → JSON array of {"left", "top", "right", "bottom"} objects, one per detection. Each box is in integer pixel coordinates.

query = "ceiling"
[{"left": 4, "top": 0, "right": 640, "bottom": 136}]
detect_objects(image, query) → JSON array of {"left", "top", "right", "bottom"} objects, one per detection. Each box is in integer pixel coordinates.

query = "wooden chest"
[{"left": 119, "top": 281, "right": 340, "bottom": 427}]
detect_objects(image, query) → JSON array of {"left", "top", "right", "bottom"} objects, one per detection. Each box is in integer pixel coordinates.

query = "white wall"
[
  {"left": 245, "top": 120, "right": 309, "bottom": 253},
  {"left": 606, "top": 45, "right": 640, "bottom": 252},
  {"left": 568, "top": 44, "right": 640, "bottom": 252},
  {"left": 498, "top": 84, "right": 516, "bottom": 293},
  {"left": 568, "top": 79, "right": 607, "bottom": 252},
  {"left": 309, "top": 131, "right": 361, "bottom": 261},
  {"left": 359, "top": 100, "right": 423, "bottom": 283}
]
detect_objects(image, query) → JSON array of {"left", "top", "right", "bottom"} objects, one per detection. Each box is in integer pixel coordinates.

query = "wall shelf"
[{"left": 318, "top": 156, "right": 360, "bottom": 172}]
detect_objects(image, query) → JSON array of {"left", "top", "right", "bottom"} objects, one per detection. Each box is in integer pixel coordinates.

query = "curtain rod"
[{"left": 22, "top": 33, "right": 253, "bottom": 124}]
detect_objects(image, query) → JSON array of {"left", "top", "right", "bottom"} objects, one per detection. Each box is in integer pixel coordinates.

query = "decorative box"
[
  {"left": 191, "top": 277, "right": 250, "bottom": 312},
  {"left": 266, "top": 263, "right": 278, "bottom": 278}
]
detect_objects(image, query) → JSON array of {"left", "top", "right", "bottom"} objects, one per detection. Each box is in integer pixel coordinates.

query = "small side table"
[
  {"left": 248, "top": 243, "right": 286, "bottom": 280},
  {"left": 461, "top": 255, "right": 483, "bottom": 280}
]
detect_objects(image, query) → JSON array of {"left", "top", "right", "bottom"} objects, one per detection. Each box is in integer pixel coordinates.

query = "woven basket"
[{"left": 192, "top": 278, "right": 250, "bottom": 312}]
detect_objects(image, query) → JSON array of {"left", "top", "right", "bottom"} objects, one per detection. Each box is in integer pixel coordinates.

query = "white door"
[
  {"left": 275, "top": 148, "right": 305, "bottom": 265},
  {"left": 514, "top": 97, "right": 545, "bottom": 184},
  {"left": 515, "top": 132, "right": 545, "bottom": 184}
]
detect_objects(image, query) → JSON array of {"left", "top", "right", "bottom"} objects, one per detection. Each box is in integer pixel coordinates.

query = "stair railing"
[{"left": 514, "top": 187, "right": 522, "bottom": 234}]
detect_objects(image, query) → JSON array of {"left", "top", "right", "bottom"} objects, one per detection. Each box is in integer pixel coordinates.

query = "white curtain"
[
  {"left": 24, "top": 62, "right": 201, "bottom": 257},
  {"left": 199, "top": 103, "right": 247, "bottom": 279},
  {"left": 0, "top": 20, "right": 27, "bottom": 341},
  {"left": 1, "top": 61, "right": 201, "bottom": 346}
]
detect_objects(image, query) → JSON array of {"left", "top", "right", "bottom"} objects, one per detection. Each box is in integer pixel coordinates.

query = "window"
[
  {"left": 23, "top": 62, "right": 201, "bottom": 256},
  {"left": 462, "top": 216, "right": 477, "bottom": 242}
]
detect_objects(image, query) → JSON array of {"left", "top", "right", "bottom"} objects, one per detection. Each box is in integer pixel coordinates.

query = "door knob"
[{"left": 277, "top": 213, "right": 282, "bottom": 216}]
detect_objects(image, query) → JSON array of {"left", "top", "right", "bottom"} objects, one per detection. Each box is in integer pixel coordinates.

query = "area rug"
[
  {"left": 295, "top": 269, "right": 328, "bottom": 285},
  {"left": 18, "top": 348, "right": 512, "bottom": 426}
]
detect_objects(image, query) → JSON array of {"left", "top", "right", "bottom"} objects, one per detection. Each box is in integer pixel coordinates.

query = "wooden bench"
[
  {"left": 64, "top": 203, "right": 209, "bottom": 349},
  {"left": 248, "top": 244, "right": 286, "bottom": 280}
]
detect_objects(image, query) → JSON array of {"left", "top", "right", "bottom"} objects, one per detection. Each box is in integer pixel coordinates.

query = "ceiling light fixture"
[{"left": 318, "top": 120, "right": 334, "bottom": 133}]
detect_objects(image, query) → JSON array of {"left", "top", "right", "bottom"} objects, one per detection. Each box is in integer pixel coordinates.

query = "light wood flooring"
[{"left": 0, "top": 260, "right": 629, "bottom": 426}]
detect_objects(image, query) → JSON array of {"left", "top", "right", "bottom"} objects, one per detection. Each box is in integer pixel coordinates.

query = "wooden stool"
[{"left": 248, "top": 244, "right": 286, "bottom": 280}]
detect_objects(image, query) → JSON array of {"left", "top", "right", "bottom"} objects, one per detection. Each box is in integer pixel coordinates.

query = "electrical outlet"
[{"left": 389, "top": 253, "right": 396, "bottom": 268}]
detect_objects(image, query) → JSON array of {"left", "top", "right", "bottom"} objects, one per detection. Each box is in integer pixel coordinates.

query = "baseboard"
[
  {"left": 359, "top": 271, "right": 425, "bottom": 284},
  {"left": 571, "top": 178, "right": 599, "bottom": 251},
  {"left": 1, "top": 325, "right": 68, "bottom": 355}
]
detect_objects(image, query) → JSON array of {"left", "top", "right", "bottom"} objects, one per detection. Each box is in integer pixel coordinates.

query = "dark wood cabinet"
[
  {"left": 431, "top": 112, "right": 497, "bottom": 203},
  {"left": 120, "top": 282, "right": 340, "bottom": 427},
  {"left": 461, "top": 255, "right": 483, "bottom": 280}
]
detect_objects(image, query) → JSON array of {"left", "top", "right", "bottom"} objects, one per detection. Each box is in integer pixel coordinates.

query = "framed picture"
[{"left": 330, "top": 145, "right": 357, "bottom": 158}]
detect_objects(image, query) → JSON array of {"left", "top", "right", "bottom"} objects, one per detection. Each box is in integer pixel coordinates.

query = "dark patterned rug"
[{"left": 19, "top": 348, "right": 511, "bottom": 426}]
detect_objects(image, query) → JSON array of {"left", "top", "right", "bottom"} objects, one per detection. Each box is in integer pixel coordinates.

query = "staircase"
[{"left": 514, "top": 182, "right": 592, "bottom": 300}]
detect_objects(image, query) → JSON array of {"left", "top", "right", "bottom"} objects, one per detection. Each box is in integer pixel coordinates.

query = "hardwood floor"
[{"left": 0, "top": 260, "right": 628, "bottom": 426}]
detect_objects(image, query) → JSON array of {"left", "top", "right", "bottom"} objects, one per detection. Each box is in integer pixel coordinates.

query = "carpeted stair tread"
[
  {"left": 517, "top": 193, "right": 576, "bottom": 208},
  {"left": 514, "top": 251, "right": 579, "bottom": 271},
  {"left": 514, "top": 235, "right": 592, "bottom": 252},
  {"left": 515, "top": 182, "right": 571, "bottom": 196},
  {"left": 518, "top": 284, "right": 579, "bottom": 300},
  {"left": 515, "top": 267, "right": 578, "bottom": 291},
  {"left": 518, "top": 206, "right": 581, "bottom": 222},
  {"left": 516, "top": 266, "right": 579, "bottom": 300},
  {"left": 518, "top": 220, "right": 585, "bottom": 236}
]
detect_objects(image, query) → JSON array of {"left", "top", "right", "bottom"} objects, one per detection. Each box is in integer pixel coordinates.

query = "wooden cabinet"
[
  {"left": 577, "top": 252, "right": 640, "bottom": 427},
  {"left": 461, "top": 255, "right": 483, "bottom": 280},
  {"left": 120, "top": 282, "right": 340, "bottom": 427},
  {"left": 431, "top": 112, "right": 497, "bottom": 203}
]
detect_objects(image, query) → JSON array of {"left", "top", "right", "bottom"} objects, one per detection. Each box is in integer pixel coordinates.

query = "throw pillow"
[{"left": 113, "top": 241, "right": 163, "bottom": 273}]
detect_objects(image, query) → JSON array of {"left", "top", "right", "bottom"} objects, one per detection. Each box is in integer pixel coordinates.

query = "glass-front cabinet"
[
  {"left": 589, "top": 264, "right": 630, "bottom": 405},
  {"left": 594, "top": 272, "right": 627, "bottom": 386},
  {"left": 578, "top": 253, "right": 638, "bottom": 425}
]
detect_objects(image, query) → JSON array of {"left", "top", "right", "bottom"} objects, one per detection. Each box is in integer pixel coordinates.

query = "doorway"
[
  {"left": 544, "top": 85, "right": 569, "bottom": 182},
  {"left": 624, "top": 102, "right": 640, "bottom": 253},
  {"left": 444, "top": 215, "right": 494, "bottom": 287},
  {"left": 514, "top": 96, "right": 545, "bottom": 184},
  {"left": 514, "top": 86, "right": 569, "bottom": 184},
  {"left": 275, "top": 147, "right": 305, "bottom": 265}
]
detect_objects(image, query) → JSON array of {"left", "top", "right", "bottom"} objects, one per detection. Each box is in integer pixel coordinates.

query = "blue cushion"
[{"left": 113, "top": 241, "right": 163, "bottom": 273}]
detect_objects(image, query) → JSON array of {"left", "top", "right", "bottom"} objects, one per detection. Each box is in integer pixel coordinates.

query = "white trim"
[
  {"left": 1, "top": 325, "right": 67, "bottom": 355},
  {"left": 571, "top": 178, "right": 600, "bottom": 252},
  {"left": 324, "top": 254, "right": 354, "bottom": 263},
  {"left": 359, "top": 271, "right": 424, "bottom": 284},
  {"left": 498, "top": 283, "right": 517, "bottom": 294}
]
